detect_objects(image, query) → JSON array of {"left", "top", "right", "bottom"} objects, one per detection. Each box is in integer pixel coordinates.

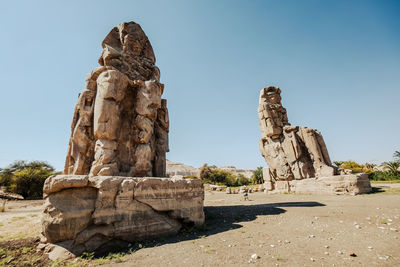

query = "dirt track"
[{"left": 0, "top": 183, "right": 399, "bottom": 266}]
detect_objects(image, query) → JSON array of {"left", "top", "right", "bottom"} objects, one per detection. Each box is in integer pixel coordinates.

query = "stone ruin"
[
  {"left": 258, "top": 86, "right": 371, "bottom": 195},
  {"left": 41, "top": 22, "right": 204, "bottom": 259}
]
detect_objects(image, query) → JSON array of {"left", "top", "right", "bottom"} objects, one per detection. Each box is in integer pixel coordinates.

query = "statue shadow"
[
  {"left": 367, "top": 186, "right": 386, "bottom": 194},
  {"left": 94, "top": 201, "right": 325, "bottom": 257}
]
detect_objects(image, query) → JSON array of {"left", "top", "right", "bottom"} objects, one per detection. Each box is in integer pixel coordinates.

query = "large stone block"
[
  {"left": 41, "top": 175, "right": 204, "bottom": 256},
  {"left": 266, "top": 173, "right": 371, "bottom": 195}
]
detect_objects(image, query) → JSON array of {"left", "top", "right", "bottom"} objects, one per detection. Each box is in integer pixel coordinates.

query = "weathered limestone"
[
  {"left": 41, "top": 21, "right": 205, "bottom": 257},
  {"left": 258, "top": 86, "right": 371, "bottom": 195},
  {"left": 64, "top": 21, "right": 169, "bottom": 177},
  {"left": 269, "top": 173, "right": 372, "bottom": 195},
  {"left": 258, "top": 86, "right": 335, "bottom": 181},
  {"left": 42, "top": 175, "right": 204, "bottom": 255}
]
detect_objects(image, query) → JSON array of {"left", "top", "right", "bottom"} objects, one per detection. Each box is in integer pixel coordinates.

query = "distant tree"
[
  {"left": 199, "top": 164, "right": 237, "bottom": 186},
  {"left": 251, "top": 167, "right": 264, "bottom": 184},
  {"left": 237, "top": 174, "right": 250, "bottom": 186},
  {"left": 199, "top": 164, "right": 213, "bottom": 181},
  {"left": 383, "top": 161, "right": 400, "bottom": 174},
  {"left": 394, "top": 151, "right": 400, "bottom": 162},
  {"left": 0, "top": 160, "right": 55, "bottom": 198}
]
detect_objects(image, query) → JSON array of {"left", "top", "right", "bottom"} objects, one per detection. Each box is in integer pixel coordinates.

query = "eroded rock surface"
[
  {"left": 258, "top": 86, "right": 335, "bottom": 181},
  {"left": 42, "top": 175, "right": 204, "bottom": 255},
  {"left": 268, "top": 173, "right": 372, "bottom": 195},
  {"left": 64, "top": 21, "right": 169, "bottom": 177}
]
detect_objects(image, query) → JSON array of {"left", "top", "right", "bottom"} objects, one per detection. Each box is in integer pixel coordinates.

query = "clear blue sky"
[{"left": 0, "top": 0, "right": 399, "bottom": 171}]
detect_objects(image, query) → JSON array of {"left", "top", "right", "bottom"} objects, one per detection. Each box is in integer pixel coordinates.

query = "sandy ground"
[{"left": 0, "top": 183, "right": 399, "bottom": 266}]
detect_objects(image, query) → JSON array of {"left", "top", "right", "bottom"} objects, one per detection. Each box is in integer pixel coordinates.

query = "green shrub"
[
  {"left": 0, "top": 160, "right": 55, "bottom": 199},
  {"left": 369, "top": 171, "right": 400, "bottom": 181},
  {"left": 199, "top": 164, "right": 238, "bottom": 186},
  {"left": 237, "top": 174, "right": 250, "bottom": 186},
  {"left": 11, "top": 168, "right": 52, "bottom": 198},
  {"left": 334, "top": 152, "right": 400, "bottom": 182},
  {"left": 183, "top": 175, "right": 199, "bottom": 179},
  {"left": 336, "top": 160, "right": 373, "bottom": 175}
]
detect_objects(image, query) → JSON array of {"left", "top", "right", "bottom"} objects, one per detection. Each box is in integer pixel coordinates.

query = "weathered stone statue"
[
  {"left": 41, "top": 22, "right": 204, "bottom": 259},
  {"left": 64, "top": 22, "right": 169, "bottom": 177},
  {"left": 258, "top": 86, "right": 371, "bottom": 195},
  {"left": 259, "top": 86, "right": 335, "bottom": 181}
]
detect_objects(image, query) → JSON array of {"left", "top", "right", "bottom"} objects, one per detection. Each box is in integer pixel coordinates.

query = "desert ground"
[{"left": 0, "top": 183, "right": 399, "bottom": 266}]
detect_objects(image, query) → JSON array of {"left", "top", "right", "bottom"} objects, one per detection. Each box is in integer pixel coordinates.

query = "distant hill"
[{"left": 166, "top": 160, "right": 254, "bottom": 178}]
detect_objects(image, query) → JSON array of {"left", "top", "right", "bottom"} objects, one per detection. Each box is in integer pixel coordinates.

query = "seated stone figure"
[
  {"left": 258, "top": 86, "right": 336, "bottom": 181},
  {"left": 63, "top": 22, "right": 169, "bottom": 177}
]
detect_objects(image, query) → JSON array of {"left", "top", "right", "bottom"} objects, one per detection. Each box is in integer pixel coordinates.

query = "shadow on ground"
[
  {"left": 368, "top": 186, "right": 386, "bottom": 194},
  {"left": 94, "top": 201, "right": 325, "bottom": 257}
]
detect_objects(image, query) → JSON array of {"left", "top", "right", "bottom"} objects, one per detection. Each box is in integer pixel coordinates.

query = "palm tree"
[
  {"left": 393, "top": 151, "right": 400, "bottom": 162},
  {"left": 383, "top": 161, "right": 400, "bottom": 174}
]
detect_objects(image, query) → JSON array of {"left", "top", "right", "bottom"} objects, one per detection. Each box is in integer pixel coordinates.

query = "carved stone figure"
[
  {"left": 64, "top": 21, "right": 169, "bottom": 177},
  {"left": 258, "top": 86, "right": 335, "bottom": 181},
  {"left": 41, "top": 22, "right": 204, "bottom": 259}
]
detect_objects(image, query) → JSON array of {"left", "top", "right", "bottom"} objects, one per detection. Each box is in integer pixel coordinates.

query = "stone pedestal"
[
  {"left": 266, "top": 173, "right": 371, "bottom": 195},
  {"left": 41, "top": 175, "right": 204, "bottom": 256}
]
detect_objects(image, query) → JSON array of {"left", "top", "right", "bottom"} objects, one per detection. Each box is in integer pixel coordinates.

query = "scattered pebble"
[
  {"left": 251, "top": 254, "right": 259, "bottom": 260},
  {"left": 366, "top": 217, "right": 371, "bottom": 220},
  {"left": 339, "top": 220, "right": 343, "bottom": 223},
  {"left": 277, "top": 240, "right": 281, "bottom": 243},
  {"left": 368, "top": 246, "right": 373, "bottom": 249},
  {"left": 337, "top": 251, "right": 343, "bottom": 254},
  {"left": 389, "top": 228, "right": 398, "bottom": 232},
  {"left": 388, "top": 219, "right": 393, "bottom": 222},
  {"left": 324, "top": 252, "right": 329, "bottom": 255},
  {"left": 284, "top": 240, "right": 290, "bottom": 243},
  {"left": 324, "top": 245, "right": 330, "bottom": 249},
  {"left": 378, "top": 256, "right": 389, "bottom": 261},
  {"left": 309, "top": 235, "right": 315, "bottom": 238},
  {"left": 199, "top": 245, "right": 204, "bottom": 248},
  {"left": 349, "top": 252, "right": 357, "bottom": 257},
  {"left": 378, "top": 226, "right": 385, "bottom": 230},
  {"left": 353, "top": 222, "right": 358, "bottom": 225},
  {"left": 310, "top": 258, "right": 315, "bottom": 262},
  {"left": 270, "top": 244, "right": 275, "bottom": 248},
  {"left": 355, "top": 225, "right": 361, "bottom": 229}
]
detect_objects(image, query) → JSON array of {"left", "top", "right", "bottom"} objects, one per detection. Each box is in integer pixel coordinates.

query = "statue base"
[
  {"left": 264, "top": 173, "right": 372, "bottom": 195},
  {"left": 40, "top": 175, "right": 204, "bottom": 259}
]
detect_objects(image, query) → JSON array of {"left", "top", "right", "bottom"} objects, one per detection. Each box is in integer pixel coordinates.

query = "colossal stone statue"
[
  {"left": 64, "top": 22, "right": 169, "bottom": 177},
  {"left": 41, "top": 22, "right": 204, "bottom": 259},
  {"left": 258, "top": 86, "right": 371, "bottom": 195},
  {"left": 258, "top": 86, "right": 335, "bottom": 181}
]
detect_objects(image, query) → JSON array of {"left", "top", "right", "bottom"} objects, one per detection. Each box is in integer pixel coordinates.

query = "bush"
[
  {"left": 0, "top": 160, "right": 55, "bottom": 199},
  {"left": 334, "top": 152, "right": 400, "bottom": 182},
  {"left": 237, "top": 174, "right": 250, "bottom": 186},
  {"left": 369, "top": 171, "right": 399, "bottom": 181},
  {"left": 335, "top": 160, "right": 373, "bottom": 175},
  {"left": 199, "top": 164, "right": 246, "bottom": 187}
]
